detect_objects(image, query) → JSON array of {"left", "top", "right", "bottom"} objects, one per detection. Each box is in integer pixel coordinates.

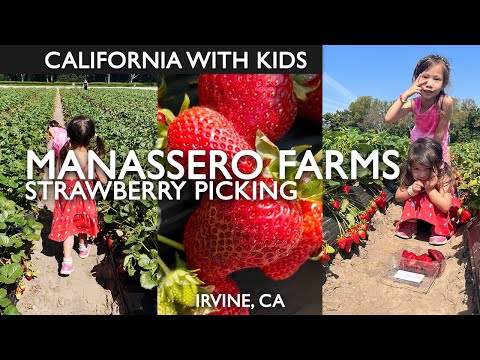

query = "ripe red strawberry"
[
  {"left": 460, "top": 209, "right": 472, "bottom": 223},
  {"left": 166, "top": 106, "right": 257, "bottom": 180},
  {"left": 198, "top": 74, "right": 297, "bottom": 147},
  {"left": 208, "top": 278, "right": 249, "bottom": 315},
  {"left": 342, "top": 185, "right": 351, "bottom": 193},
  {"left": 294, "top": 74, "right": 321, "bottom": 123},
  {"left": 331, "top": 199, "right": 340, "bottom": 210},
  {"left": 261, "top": 199, "right": 322, "bottom": 280},
  {"left": 184, "top": 188, "right": 303, "bottom": 284}
]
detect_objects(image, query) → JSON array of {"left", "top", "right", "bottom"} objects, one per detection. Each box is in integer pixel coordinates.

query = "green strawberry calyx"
[{"left": 255, "top": 131, "right": 322, "bottom": 200}]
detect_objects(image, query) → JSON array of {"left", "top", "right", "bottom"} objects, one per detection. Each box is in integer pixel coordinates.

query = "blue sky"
[{"left": 323, "top": 45, "right": 480, "bottom": 114}]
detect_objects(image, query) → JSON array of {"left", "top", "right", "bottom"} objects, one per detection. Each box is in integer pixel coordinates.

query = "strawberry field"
[
  {"left": 321, "top": 126, "right": 480, "bottom": 314},
  {"left": 0, "top": 87, "right": 158, "bottom": 314},
  {"left": 0, "top": 88, "right": 55, "bottom": 314}
]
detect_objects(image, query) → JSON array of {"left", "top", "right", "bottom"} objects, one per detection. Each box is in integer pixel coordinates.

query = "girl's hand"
[
  {"left": 424, "top": 175, "right": 438, "bottom": 191},
  {"left": 411, "top": 180, "right": 424, "bottom": 195},
  {"left": 404, "top": 76, "right": 428, "bottom": 99}
]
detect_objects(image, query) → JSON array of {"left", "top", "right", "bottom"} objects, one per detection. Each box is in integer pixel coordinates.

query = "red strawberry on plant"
[
  {"left": 342, "top": 185, "right": 351, "bottom": 193},
  {"left": 293, "top": 74, "right": 322, "bottom": 123},
  {"left": 198, "top": 74, "right": 297, "bottom": 147},
  {"left": 261, "top": 199, "right": 322, "bottom": 280},
  {"left": 460, "top": 209, "right": 471, "bottom": 223},
  {"left": 358, "top": 230, "right": 367, "bottom": 240},
  {"left": 209, "top": 278, "right": 249, "bottom": 315},
  {"left": 165, "top": 106, "right": 257, "bottom": 180},
  {"left": 380, "top": 191, "right": 387, "bottom": 198},
  {"left": 183, "top": 185, "right": 303, "bottom": 284},
  {"left": 331, "top": 199, "right": 340, "bottom": 210}
]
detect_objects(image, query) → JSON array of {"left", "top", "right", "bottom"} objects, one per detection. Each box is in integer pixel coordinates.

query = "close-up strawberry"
[
  {"left": 165, "top": 106, "right": 257, "bottom": 180},
  {"left": 183, "top": 186, "right": 303, "bottom": 284},
  {"left": 261, "top": 199, "right": 322, "bottom": 280},
  {"left": 198, "top": 74, "right": 297, "bottom": 147},
  {"left": 208, "top": 278, "right": 249, "bottom": 315}
]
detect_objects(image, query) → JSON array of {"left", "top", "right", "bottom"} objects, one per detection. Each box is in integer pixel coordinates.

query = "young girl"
[
  {"left": 385, "top": 54, "right": 453, "bottom": 162},
  {"left": 47, "top": 120, "right": 68, "bottom": 158},
  {"left": 48, "top": 115, "right": 108, "bottom": 275},
  {"left": 395, "top": 138, "right": 454, "bottom": 246}
]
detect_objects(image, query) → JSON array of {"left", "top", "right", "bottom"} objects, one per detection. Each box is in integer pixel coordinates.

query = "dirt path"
[
  {"left": 323, "top": 203, "right": 475, "bottom": 315},
  {"left": 16, "top": 88, "right": 122, "bottom": 315}
]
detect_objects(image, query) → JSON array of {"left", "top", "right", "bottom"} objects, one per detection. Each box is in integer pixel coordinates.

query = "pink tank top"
[
  {"left": 51, "top": 127, "right": 68, "bottom": 157},
  {"left": 410, "top": 95, "right": 449, "bottom": 161}
]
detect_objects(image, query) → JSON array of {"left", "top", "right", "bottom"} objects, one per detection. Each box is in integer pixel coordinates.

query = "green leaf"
[
  {"left": 4, "top": 304, "right": 21, "bottom": 315},
  {"left": 11, "top": 254, "right": 21, "bottom": 263},
  {"left": 25, "top": 233, "right": 40, "bottom": 241},
  {"left": 0, "top": 263, "right": 23, "bottom": 284},
  {"left": 140, "top": 271, "right": 158, "bottom": 290},
  {"left": 104, "top": 215, "right": 114, "bottom": 223},
  {"left": 0, "top": 298, "right": 11, "bottom": 307},
  {"left": 22, "top": 226, "right": 33, "bottom": 236},
  {"left": 346, "top": 213, "right": 356, "bottom": 226},
  {"left": 0, "top": 288, "right": 7, "bottom": 298},
  {"left": 0, "top": 234, "right": 14, "bottom": 247},
  {"left": 30, "top": 222, "right": 43, "bottom": 231}
]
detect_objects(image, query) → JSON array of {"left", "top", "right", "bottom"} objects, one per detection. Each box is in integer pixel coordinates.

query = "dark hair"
[
  {"left": 48, "top": 120, "right": 62, "bottom": 129},
  {"left": 412, "top": 54, "right": 451, "bottom": 108},
  {"left": 399, "top": 138, "right": 453, "bottom": 191},
  {"left": 59, "top": 115, "right": 106, "bottom": 164}
]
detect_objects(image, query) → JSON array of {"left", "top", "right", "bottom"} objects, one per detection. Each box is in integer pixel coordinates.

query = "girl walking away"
[
  {"left": 394, "top": 138, "right": 455, "bottom": 246},
  {"left": 48, "top": 115, "right": 107, "bottom": 275},
  {"left": 385, "top": 54, "right": 453, "bottom": 162}
]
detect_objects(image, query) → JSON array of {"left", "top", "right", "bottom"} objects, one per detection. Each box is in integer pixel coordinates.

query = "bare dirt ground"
[
  {"left": 16, "top": 88, "right": 123, "bottom": 315},
  {"left": 323, "top": 202, "right": 476, "bottom": 315}
]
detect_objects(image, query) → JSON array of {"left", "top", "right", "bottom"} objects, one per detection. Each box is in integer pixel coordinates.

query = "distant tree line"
[
  {"left": 0, "top": 74, "right": 158, "bottom": 83},
  {"left": 323, "top": 96, "right": 480, "bottom": 143}
]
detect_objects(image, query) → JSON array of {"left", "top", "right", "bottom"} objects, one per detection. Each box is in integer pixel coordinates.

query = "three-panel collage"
[{"left": 1, "top": 45, "right": 479, "bottom": 316}]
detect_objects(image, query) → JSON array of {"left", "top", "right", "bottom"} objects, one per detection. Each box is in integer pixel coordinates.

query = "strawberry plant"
[{"left": 451, "top": 142, "right": 480, "bottom": 217}]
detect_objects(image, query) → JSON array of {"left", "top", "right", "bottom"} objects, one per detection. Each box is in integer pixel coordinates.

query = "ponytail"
[
  {"left": 94, "top": 134, "right": 106, "bottom": 160},
  {"left": 436, "top": 89, "right": 446, "bottom": 111},
  {"left": 59, "top": 139, "right": 72, "bottom": 166}
]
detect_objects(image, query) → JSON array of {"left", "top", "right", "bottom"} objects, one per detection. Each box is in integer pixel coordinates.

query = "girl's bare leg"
[
  {"left": 63, "top": 235, "right": 75, "bottom": 259},
  {"left": 78, "top": 233, "right": 88, "bottom": 247}
]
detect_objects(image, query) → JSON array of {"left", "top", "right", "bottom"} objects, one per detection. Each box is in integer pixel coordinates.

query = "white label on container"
[{"left": 394, "top": 270, "right": 425, "bottom": 283}]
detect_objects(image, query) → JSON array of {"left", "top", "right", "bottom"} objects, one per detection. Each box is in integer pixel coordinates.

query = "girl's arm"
[
  {"left": 424, "top": 175, "right": 452, "bottom": 213},
  {"left": 384, "top": 98, "right": 413, "bottom": 123},
  {"left": 395, "top": 185, "right": 410, "bottom": 202},
  {"left": 94, "top": 164, "right": 108, "bottom": 185},
  {"left": 385, "top": 77, "right": 427, "bottom": 123},
  {"left": 435, "top": 95, "right": 453, "bottom": 143}
]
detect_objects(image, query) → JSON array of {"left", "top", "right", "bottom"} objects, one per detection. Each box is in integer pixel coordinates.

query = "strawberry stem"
[
  {"left": 157, "top": 234, "right": 185, "bottom": 252},
  {"left": 157, "top": 255, "right": 171, "bottom": 275}
]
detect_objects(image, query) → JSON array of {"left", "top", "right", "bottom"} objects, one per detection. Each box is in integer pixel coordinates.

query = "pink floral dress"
[
  {"left": 48, "top": 164, "right": 100, "bottom": 242},
  {"left": 410, "top": 95, "right": 449, "bottom": 161}
]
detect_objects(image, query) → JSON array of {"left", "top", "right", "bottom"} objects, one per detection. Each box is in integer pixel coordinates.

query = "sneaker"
[
  {"left": 60, "top": 261, "right": 74, "bottom": 275},
  {"left": 395, "top": 221, "right": 417, "bottom": 239},
  {"left": 78, "top": 244, "right": 91, "bottom": 259},
  {"left": 429, "top": 235, "right": 447, "bottom": 246}
]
